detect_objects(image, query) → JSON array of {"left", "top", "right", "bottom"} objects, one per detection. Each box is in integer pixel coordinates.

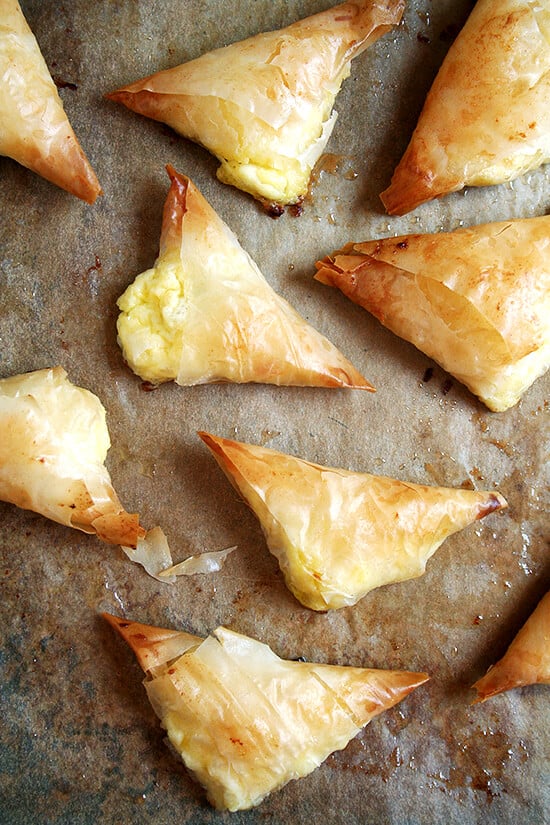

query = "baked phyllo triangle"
[
  {"left": 381, "top": 0, "right": 550, "bottom": 215},
  {"left": 315, "top": 216, "right": 550, "bottom": 412},
  {"left": 0, "top": 0, "right": 101, "bottom": 202},
  {"left": 103, "top": 613, "right": 428, "bottom": 811},
  {"left": 107, "top": 0, "right": 404, "bottom": 212},
  {"left": 472, "top": 590, "right": 550, "bottom": 703},
  {"left": 117, "top": 166, "right": 373, "bottom": 390},
  {"left": 198, "top": 432, "right": 507, "bottom": 611},
  {"left": 0, "top": 367, "right": 172, "bottom": 576}
]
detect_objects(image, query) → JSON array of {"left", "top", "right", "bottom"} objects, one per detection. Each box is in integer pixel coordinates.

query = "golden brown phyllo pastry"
[
  {"left": 198, "top": 432, "right": 507, "bottom": 611},
  {"left": 0, "top": 0, "right": 101, "bottom": 202},
  {"left": 117, "top": 166, "right": 373, "bottom": 390},
  {"left": 381, "top": 0, "right": 550, "bottom": 214},
  {"left": 0, "top": 367, "right": 172, "bottom": 578},
  {"left": 315, "top": 216, "right": 550, "bottom": 412},
  {"left": 104, "top": 613, "right": 428, "bottom": 811},
  {"left": 472, "top": 590, "right": 550, "bottom": 703},
  {"left": 107, "top": 0, "right": 404, "bottom": 211}
]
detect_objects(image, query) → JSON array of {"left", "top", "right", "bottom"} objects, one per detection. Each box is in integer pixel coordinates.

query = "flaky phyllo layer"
[
  {"left": 315, "top": 216, "right": 550, "bottom": 411},
  {"left": 472, "top": 590, "right": 550, "bottom": 703},
  {"left": 0, "top": 367, "right": 174, "bottom": 578},
  {"left": 0, "top": 0, "right": 101, "bottom": 201},
  {"left": 199, "top": 432, "right": 507, "bottom": 611},
  {"left": 107, "top": 0, "right": 404, "bottom": 209},
  {"left": 117, "top": 166, "right": 373, "bottom": 390},
  {"left": 381, "top": 0, "right": 550, "bottom": 214},
  {"left": 104, "top": 613, "right": 428, "bottom": 811},
  {"left": 0, "top": 367, "right": 139, "bottom": 543}
]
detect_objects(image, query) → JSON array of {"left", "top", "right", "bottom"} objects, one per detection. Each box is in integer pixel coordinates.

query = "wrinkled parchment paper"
[{"left": 1, "top": 2, "right": 548, "bottom": 823}]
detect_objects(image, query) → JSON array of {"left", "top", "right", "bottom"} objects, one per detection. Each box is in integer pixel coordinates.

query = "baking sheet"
[{"left": 1, "top": 1, "right": 549, "bottom": 823}]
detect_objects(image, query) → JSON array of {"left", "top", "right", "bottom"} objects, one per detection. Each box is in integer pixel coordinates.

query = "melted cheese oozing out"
[{"left": 117, "top": 261, "right": 187, "bottom": 383}]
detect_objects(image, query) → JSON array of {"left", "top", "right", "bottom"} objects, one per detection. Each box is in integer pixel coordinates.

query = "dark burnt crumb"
[
  {"left": 289, "top": 198, "right": 305, "bottom": 218},
  {"left": 441, "top": 378, "right": 453, "bottom": 395},
  {"left": 422, "top": 367, "right": 434, "bottom": 383},
  {"left": 417, "top": 32, "right": 430, "bottom": 44},
  {"left": 141, "top": 381, "right": 158, "bottom": 392},
  {"left": 86, "top": 255, "right": 102, "bottom": 277},
  {"left": 52, "top": 76, "right": 78, "bottom": 91},
  {"left": 264, "top": 202, "right": 285, "bottom": 219}
]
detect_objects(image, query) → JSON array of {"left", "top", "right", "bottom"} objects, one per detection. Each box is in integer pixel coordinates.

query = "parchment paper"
[{"left": 1, "top": 2, "right": 548, "bottom": 824}]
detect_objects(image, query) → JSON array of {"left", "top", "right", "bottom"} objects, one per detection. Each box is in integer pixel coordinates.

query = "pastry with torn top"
[
  {"left": 0, "top": 0, "right": 101, "bottom": 203},
  {"left": 0, "top": 367, "right": 172, "bottom": 579},
  {"left": 107, "top": 0, "right": 404, "bottom": 213},
  {"left": 198, "top": 432, "right": 507, "bottom": 612},
  {"left": 472, "top": 590, "right": 550, "bottom": 703},
  {"left": 117, "top": 166, "right": 373, "bottom": 391},
  {"left": 381, "top": 0, "right": 550, "bottom": 215},
  {"left": 104, "top": 612, "right": 428, "bottom": 811},
  {"left": 315, "top": 215, "right": 550, "bottom": 412}
]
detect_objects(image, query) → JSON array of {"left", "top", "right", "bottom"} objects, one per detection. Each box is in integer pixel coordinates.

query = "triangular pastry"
[
  {"left": 107, "top": 0, "right": 404, "bottom": 212},
  {"left": 472, "top": 590, "right": 550, "bottom": 703},
  {"left": 0, "top": 0, "right": 101, "bottom": 202},
  {"left": 198, "top": 432, "right": 507, "bottom": 611},
  {"left": 117, "top": 166, "right": 373, "bottom": 390},
  {"left": 0, "top": 367, "right": 172, "bottom": 577},
  {"left": 104, "top": 613, "right": 428, "bottom": 811},
  {"left": 381, "top": 0, "right": 550, "bottom": 214},
  {"left": 315, "top": 216, "right": 550, "bottom": 412}
]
